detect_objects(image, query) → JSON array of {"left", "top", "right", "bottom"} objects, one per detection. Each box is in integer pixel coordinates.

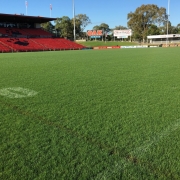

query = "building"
[
  {"left": 147, "top": 34, "right": 180, "bottom": 44},
  {"left": 0, "top": 13, "right": 85, "bottom": 52}
]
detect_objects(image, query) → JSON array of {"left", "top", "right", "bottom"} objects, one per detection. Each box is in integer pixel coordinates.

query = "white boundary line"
[
  {"left": 0, "top": 87, "right": 38, "bottom": 98},
  {"left": 95, "top": 119, "right": 180, "bottom": 179}
]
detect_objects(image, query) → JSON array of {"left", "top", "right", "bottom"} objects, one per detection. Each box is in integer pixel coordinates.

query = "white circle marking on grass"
[{"left": 0, "top": 87, "right": 38, "bottom": 98}]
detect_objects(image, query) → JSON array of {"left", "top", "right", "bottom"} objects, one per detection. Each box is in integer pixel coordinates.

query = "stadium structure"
[
  {"left": 147, "top": 34, "right": 180, "bottom": 44},
  {"left": 0, "top": 13, "right": 85, "bottom": 53}
]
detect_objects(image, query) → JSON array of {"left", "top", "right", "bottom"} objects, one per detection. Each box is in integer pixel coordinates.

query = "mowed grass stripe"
[
  {"left": 96, "top": 118, "right": 180, "bottom": 179},
  {"left": 1, "top": 48, "right": 180, "bottom": 179},
  {"left": 1, "top": 98, "right": 179, "bottom": 179},
  {"left": 0, "top": 99, "right": 119, "bottom": 153}
]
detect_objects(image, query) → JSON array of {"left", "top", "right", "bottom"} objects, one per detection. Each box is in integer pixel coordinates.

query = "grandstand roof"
[
  {"left": 0, "top": 13, "right": 56, "bottom": 23},
  {"left": 147, "top": 34, "right": 180, "bottom": 39}
]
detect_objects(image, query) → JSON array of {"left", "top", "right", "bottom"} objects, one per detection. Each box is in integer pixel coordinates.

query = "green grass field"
[
  {"left": 1, "top": 48, "right": 180, "bottom": 179},
  {"left": 77, "top": 41, "right": 138, "bottom": 47}
]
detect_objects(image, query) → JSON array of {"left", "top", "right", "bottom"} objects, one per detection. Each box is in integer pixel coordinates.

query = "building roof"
[
  {"left": 0, "top": 13, "right": 56, "bottom": 24},
  {"left": 147, "top": 34, "right": 180, "bottom": 39}
]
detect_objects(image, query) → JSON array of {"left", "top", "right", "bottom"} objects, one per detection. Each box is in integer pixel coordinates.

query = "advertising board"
[
  {"left": 114, "top": 29, "right": 132, "bottom": 37},
  {"left": 90, "top": 36, "right": 101, "bottom": 38},
  {"left": 121, "top": 45, "right": 148, "bottom": 48},
  {"left": 87, "top": 30, "right": 103, "bottom": 36}
]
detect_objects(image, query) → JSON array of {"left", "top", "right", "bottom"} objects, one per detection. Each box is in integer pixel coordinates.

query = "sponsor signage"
[
  {"left": 93, "top": 46, "right": 120, "bottom": 50},
  {"left": 90, "top": 36, "right": 101, "bottom": 38},
  {"left": 121, "top": 45, "right": 148, "bottom": 48},
  {"left": 117, "top": 36, "right": 128, "bottom": 39},
  {"left": 87, "top": 30, "right": 103, "bottom": 36},
  {"left": 121, "top": 46, "right": 136, "bottom": 49},
  {"left": 149, "top": 46, "right": 158, "bottom": 48},
  {"left": 112, "top": 46, "right": 120, "bottom": 49},
  {"left": 114, "top": 29, "right": 132, "bottom": 37}
]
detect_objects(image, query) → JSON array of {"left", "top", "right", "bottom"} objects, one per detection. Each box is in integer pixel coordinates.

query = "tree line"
[
  {"left": 41, "top": 14, "right": 91, "bottom": 39},
  {"left": 41, "top": 4, "right": 180, "bottom": 41}
]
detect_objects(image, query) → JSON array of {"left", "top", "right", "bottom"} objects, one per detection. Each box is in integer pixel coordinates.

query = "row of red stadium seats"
[
  {"left": 0, "top": 27, "right": 52, "bottom": 37},
  {"left": 0, "top": 38, "right": 85, "bottom": 52}
]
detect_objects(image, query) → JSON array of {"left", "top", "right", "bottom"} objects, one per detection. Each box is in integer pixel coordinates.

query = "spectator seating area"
[
  {"left": 0, "top": 27, "right": 85, "bottom": 52},
  {"left": 0, "top": 41, "right": 12, "bottom": 52},
  {"left": 0, "top": 27, "right": 52, "bottom": 37},
  {"left": 0, "top": 38, "right": 85, "bottom": 52},
  {"left": 0, "top": 38, "right": 44, "bottom": 52},
  {"left": 22, "top": 28, "right": 52, "bottom": 37}
]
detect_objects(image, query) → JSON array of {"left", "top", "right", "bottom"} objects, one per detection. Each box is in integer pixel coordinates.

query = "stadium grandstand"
[{"left": 0, "top": 13, "right": 85, "bottom": 52}]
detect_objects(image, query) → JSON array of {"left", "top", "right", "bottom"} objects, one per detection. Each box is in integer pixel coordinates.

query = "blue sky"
[{"left": 0, "top": 0, "right": 179, "bottom": 31}]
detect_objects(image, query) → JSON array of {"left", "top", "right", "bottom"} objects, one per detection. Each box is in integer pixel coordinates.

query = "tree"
[
  {"left": 92, "top": 23, "right": 111, "bottom": 41},
  {"left": 167, "top": 23, "right": 179, "bottom": 34},
  {"left": 54, "top": 16, "right": 73, "bottom": 38},
  {"left": 70, "top": 14, "right": 91, "bottom": 39},
  {"left": 127, "top": 4, "right": 167, "bottom": 42},
  {"left": 99, "top": 23, "right": 110, "bottom": 32},
  {"left": 93, "top": 25, "right": 100, "bottom": 30},
  {"left": 41, "top": 22, "right": 54, "bottom": 33},
  {"left": 160, "top": 21, "right": 179, "bottom": 34},
  {"left": 54, "top": 14, "right": 91, "bottom": 39},
  {"left": 71, "top": 18, "right": 81, "bottom": 39},
  {"left": 114, "top": 25, "right": 127, "bottom": 30},
  {"left": 156, "top": 7, "right": 167, "bottom": 27},
  {"left": 74, "top": 14, "right": 91, "bottom": 32},
  {"left": 93, "top": 23, "right": 110, "bottom": 31},
  {"left": 176, "top": 23, "right": 180, "bottom": 33},
  {"left": 148, "top": 24, "right": 160, "bottom": 35}
]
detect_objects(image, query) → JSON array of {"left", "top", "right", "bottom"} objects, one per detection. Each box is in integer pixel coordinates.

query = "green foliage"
[
  {"left": 127, "top": 4, "right": 167, "bottom": 41},
  {"left": 1, "top": 48, "right": 180, "bottom": 179},
  {"left": 55, "top": 16, "right": 73, "bottom": 38},
  {"left": 54, "top": 14, "right": 91, "bottom": 39},
  {"left": 114, "top": 25, "right": 128, "bottom": 30},
  {"left": 160, "top": 21, "right": 180, "bottom": 35},
  {"left": 75, "top": 14, "right": 91, "bottom": 32},
  {"left": 177, "top": 23, "right": 180, "bottom": 33},
  {"left": 41, "top": 22, "right": 54, "bottom": 33},
  {"left": 148, "top": 24, "right": 160, "bottom": 35},
  {"left": 93, "top": 25, "right": 100, "bottom": 30},
  {"left": 93, "top": 23, "right": 110, "bottom": 32},
  {"left": 92, "top": 23, "right": 111, "bottom": 41}
]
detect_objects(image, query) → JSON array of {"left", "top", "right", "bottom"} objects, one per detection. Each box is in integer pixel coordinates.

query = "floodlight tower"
[
  {"left": 166, "top": 0, "right": 170, "bottom": 47},
  {"left": 73, "top": 0, "right": 76, "bottom": 41},
  {"left": 25, "top": 1, "right": 28, "bottom": 15}
]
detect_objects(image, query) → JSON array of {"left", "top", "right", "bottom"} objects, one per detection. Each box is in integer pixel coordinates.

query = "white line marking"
[
  {"left": 95, "top": 119, "right": 180, "bottom": 179},
  {"left": 0, "top": 87, "right": 38, "bottom": 98}
]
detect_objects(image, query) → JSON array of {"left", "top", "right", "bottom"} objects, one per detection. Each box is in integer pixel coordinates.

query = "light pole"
[
  {"left": 166, "top": 0, "right": 170, "bottom": 47},
  {"left": 72, "top": 0, "right": 76, "bottom": 41},
  {"left": 25, "top": 1, "right": 28, "bottom": 15}
]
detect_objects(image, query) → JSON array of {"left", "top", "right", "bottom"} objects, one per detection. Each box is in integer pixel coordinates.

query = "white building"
[{"left": 147, "top": 34, "right": 180, "bottom": 44}]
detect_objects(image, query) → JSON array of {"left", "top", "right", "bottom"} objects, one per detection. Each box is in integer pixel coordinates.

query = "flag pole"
[
  {"left": 73, "top": 0, "right": 76, "bottom": 41},
  {"left": 50, "top": 4, "right": 52, "bottom": 17},
  {"left": 25, "top": 1, "right": 28, "bottom": 15}
]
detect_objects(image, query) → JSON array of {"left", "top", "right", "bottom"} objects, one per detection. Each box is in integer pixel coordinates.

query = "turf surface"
[
  {"left": 0, "top": 48, "right": 180, "bottom": 179},
  {"left": 77, "top": 41, "right": 138, "bottom": 47}
]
